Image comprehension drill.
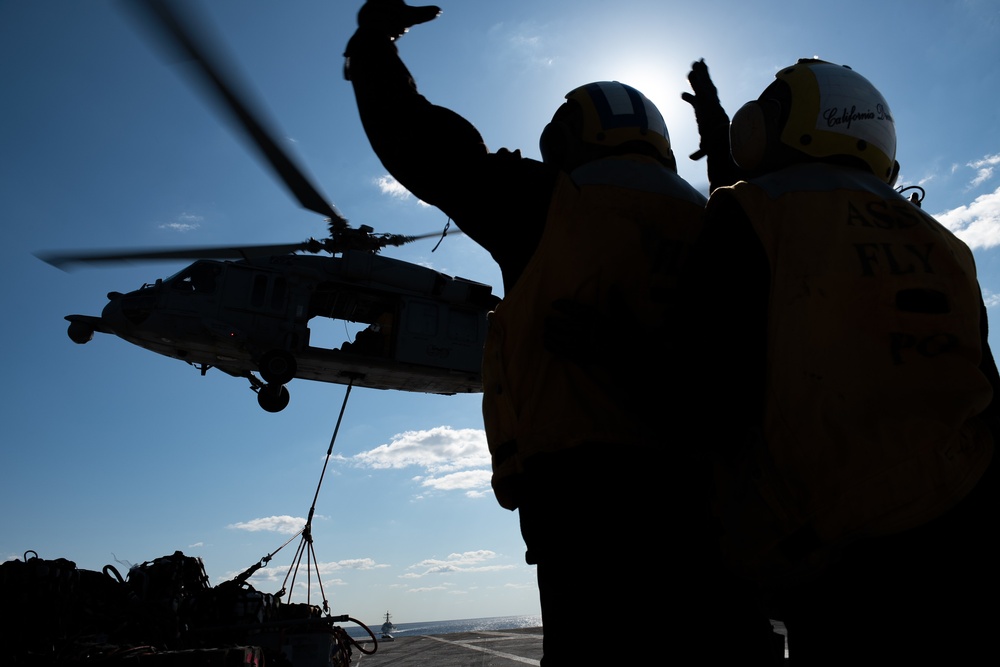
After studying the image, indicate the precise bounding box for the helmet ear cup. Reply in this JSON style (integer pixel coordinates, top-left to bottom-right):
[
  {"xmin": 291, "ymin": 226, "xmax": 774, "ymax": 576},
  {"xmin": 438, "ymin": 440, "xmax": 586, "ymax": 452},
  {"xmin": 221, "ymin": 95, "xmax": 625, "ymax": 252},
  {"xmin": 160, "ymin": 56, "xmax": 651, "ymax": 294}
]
[
  {"xmin": 730, "ymin": 101, "xmax": 770, "ymax": 170},
  {"xmin": 539, "ymin": 120, "xmax": 575, "ymax": 168}
]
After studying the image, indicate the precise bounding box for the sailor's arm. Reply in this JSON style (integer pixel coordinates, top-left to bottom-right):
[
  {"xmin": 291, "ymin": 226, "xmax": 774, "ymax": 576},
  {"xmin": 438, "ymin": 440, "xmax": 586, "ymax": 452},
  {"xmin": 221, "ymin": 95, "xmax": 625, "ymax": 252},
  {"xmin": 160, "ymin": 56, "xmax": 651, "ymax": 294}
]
[
  {"xmin": 343, "ymin": 15, "xmax": 489, "ymax": 209},
  {"xmin": 343, "ymin": 4, "xmax": 555, "ymax": 289}
]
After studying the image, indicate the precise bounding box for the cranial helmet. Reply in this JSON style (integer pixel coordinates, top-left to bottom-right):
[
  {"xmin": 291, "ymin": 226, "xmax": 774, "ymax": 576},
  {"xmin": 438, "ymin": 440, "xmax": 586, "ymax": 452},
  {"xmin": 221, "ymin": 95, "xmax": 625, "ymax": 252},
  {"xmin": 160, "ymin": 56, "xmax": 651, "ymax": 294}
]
[
  {"xmin": 540, "ymin": 81, "xmax": 674, "ymax": 168},
  {"xmin": 730, "ymin": 59, "xmax": 899, "ymax": 184}
]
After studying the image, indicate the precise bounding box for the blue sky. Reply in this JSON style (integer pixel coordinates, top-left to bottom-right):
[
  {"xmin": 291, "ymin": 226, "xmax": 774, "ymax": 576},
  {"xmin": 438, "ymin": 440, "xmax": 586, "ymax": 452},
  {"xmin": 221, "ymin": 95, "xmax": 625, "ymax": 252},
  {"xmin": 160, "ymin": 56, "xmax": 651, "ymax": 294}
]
[{"xmin": 2, "ymin": 0, "xmax": 999, "ymax": 626}]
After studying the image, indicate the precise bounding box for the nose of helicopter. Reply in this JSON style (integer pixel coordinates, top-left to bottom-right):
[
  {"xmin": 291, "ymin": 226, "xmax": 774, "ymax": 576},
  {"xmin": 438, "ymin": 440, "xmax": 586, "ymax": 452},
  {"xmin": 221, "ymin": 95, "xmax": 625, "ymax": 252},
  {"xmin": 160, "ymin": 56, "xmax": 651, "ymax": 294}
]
[
  {"xmin": 100, "ymin": 292, "xmax": 128, "ymax": 332},
  {"xmin": 102, "ymin": 289, "xmax": 155, "ymax": 331}
]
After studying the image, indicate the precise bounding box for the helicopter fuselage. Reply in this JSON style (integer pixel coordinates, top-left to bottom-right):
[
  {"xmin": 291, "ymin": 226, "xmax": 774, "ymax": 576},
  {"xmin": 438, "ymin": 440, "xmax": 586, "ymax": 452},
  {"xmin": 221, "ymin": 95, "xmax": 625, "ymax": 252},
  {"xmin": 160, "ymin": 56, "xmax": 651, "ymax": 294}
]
[{"xmin": 66, "ymin": 249, "xmax": 499, "ymax": 409}]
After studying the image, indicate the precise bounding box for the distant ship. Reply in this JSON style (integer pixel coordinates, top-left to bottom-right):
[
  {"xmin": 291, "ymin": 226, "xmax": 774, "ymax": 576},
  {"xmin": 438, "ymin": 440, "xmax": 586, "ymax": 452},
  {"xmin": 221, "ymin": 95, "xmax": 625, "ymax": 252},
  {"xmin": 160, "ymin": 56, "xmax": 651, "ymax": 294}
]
[{"xmin": 381, "ymin": 611, "xmax": 396, "ymax": 641}]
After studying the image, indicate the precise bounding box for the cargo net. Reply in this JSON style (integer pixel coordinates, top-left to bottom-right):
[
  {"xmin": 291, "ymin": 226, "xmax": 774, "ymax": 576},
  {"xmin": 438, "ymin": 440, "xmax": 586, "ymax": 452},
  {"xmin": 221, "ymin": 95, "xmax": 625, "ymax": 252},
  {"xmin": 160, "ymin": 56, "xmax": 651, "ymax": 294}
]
[
  {"xmin": 1, "ymin": 386, "xmax": 381, "ymax": 665},
  {"xmin": 0, "ymin": 549, "xmax": 377, "ymax": 665}
]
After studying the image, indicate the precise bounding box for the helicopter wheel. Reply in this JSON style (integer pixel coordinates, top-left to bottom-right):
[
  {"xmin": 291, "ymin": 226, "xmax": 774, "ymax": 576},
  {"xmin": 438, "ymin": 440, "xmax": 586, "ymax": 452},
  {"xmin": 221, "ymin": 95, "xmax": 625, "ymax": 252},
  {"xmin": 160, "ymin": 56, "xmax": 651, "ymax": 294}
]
[
  {"xmin": 67, "ymin": 321, "xmax": 94, "ymax": 345},
  {"xmin": 259, "ymin": 350, "xmax": 297, "ymax": 386},
  {"xmin": 257, "ymin": 384, "xmax": 290, "ymax": 413}
]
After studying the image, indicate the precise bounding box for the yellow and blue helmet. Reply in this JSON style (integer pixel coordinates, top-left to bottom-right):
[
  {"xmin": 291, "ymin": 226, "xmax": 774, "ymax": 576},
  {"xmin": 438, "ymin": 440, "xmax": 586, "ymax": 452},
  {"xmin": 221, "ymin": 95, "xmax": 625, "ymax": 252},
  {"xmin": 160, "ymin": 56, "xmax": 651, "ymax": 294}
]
[
  {"xmin": 731, "ymin": 59, "xmax": 898, "ymax": 184},
  {"xmin": 541, "ymin": 81, "xmax": 673, "ymax": 166}
]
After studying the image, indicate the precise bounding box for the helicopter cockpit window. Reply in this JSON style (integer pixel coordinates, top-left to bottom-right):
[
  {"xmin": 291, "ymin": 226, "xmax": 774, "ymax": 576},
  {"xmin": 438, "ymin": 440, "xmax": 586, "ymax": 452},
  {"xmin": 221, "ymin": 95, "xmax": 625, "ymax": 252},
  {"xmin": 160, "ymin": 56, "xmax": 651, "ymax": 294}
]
[{"xmin": 170, "ymin": 262, "xmax": 219, "ymax": 294}]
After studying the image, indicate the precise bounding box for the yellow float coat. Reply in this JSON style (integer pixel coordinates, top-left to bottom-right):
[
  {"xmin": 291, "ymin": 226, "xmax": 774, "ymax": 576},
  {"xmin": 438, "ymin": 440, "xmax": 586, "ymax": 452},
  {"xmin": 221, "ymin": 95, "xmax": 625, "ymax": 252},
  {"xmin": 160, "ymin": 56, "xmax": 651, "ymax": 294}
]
[
  {"xmin": 482, "ymin": 156, "xmax": 705, "ymax": 509},
  {"xmin": 720, "ymin": 164, "xmax": 994, "ymax": 578}
]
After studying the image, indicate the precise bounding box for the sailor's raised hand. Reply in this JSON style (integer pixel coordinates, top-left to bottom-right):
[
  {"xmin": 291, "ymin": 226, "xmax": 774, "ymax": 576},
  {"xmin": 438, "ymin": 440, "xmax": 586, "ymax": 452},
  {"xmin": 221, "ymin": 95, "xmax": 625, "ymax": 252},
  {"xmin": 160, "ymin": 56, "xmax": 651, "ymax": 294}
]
[
  {"xmin": 681, "ymin": 59, "xmax": 729, "ymax": 161},
  {"xmin": 357, "ymin": 0, "xmax": 442, "ymax": 41}
]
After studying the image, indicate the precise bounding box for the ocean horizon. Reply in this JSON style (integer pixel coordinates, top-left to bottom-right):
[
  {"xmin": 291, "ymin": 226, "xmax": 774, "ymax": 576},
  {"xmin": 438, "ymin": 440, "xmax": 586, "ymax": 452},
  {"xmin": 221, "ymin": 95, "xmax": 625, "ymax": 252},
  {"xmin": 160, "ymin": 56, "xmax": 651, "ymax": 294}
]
[
  {"xmin": 344, "ymin": 614, "xmax": 543, "ymax": 640},
  {"xmin": 343, "ymin": 613, "xmax": 789, "ymax": 660}
]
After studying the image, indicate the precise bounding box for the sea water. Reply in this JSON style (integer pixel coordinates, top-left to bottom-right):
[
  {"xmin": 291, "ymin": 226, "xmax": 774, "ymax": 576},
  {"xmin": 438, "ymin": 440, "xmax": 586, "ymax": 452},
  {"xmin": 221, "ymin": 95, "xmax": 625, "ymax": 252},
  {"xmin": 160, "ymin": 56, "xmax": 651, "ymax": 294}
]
[
  {"xmin": 344, "ymin": 614, "xmax": 543, "ymax": 640},
  {"xmin": 344, "ymin": 614, "xmax": 787, "ymax": 658}
]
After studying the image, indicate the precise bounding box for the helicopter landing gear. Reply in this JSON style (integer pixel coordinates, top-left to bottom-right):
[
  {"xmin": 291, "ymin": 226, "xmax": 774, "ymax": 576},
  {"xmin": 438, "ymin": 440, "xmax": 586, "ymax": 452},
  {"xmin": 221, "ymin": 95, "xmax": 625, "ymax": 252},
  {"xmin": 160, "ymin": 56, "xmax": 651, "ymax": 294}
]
[
  {"xmin": 257, "ymin": 383, "xmax": 290, "ymax": 413},
  {"xmin": 258, "ymin": 349, "xmax": 297, "ymax": 386},
  {"xmin": 67, "ymin": 321, "xmax": 94, "ymax": 344},
  {"xmin": 247, "ymin": 372, "xmax": 291, "ymax": 413}
]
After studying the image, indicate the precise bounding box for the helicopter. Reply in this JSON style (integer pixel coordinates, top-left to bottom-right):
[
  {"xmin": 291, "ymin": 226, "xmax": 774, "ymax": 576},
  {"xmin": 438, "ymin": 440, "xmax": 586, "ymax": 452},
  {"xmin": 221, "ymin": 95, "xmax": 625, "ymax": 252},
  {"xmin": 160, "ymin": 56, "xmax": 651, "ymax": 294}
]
[{"xmin": 37, "ymin": 0, "xmax": 499, "ymax": 413}]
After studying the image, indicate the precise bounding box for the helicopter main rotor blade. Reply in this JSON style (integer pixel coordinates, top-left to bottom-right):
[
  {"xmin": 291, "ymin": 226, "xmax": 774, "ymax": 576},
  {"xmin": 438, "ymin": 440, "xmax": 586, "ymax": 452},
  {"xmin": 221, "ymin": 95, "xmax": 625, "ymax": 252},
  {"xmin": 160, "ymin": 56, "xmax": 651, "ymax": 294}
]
[
  {"xmin": 36, "ymin": 228, "xmax": 465, "ymax": 270},
  {"xmin": 122, "ymin": 0, "xmax": 347, "ymax": 226},
  {"xmin": 36, "ymin": 241, "xmax": 310, "ymax": 270}
]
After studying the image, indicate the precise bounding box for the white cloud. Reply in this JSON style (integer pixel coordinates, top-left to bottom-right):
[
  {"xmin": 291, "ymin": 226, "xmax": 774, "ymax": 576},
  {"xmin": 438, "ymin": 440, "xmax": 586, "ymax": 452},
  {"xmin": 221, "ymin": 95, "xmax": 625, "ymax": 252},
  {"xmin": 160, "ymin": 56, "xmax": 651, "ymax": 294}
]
[
  {"xmin": 158, "ymin": 212, "xmax": 202, "ymax": 232},
  {"xmin": 967, "ymin": 153, "xmax": 1000, "ymax": 189},
  {"xmin": 374, "ymin": 174, "xmax": 430, "ymax": 207},
  {"xmin": 349, "ymin": 426, "xmax": 490, "ymax": 474},
  {"xmin": 933, "ymin": 185, "xmax": 1000, "ymax": 250},
  {"xmin": 504, "ymin": 581, "xmax": 537, "ymax": 590},
  {"xmin": 420, "ymin": 469, "xmax": 493, "ymax": 493},
  {"xmin": 375, "ymin": 174, "xmax": 412, "ymax": 199},
  {"xmin": 488, "ymin": 21, "xmax": 556, "ymax": 69},
  {"xmin": 509, "ymin": 32, "xmax": 553, "ymax": 68},
  {"xmin": 406, "ymin": 583, "xmax": 455, "ymax": 593},
  {"xmin": 227, "ymin": 515, "xmax": 306, "ymax": 535},
  {"xmin": 241, "ymin": 557, "xmax": 389, "ymax": 586},
  {"xmin": 336, "ymin": 558, "xmax": 389, "ymax": 571},
  {"xmin": 405, "ymin": 550, "xmax": 514, "ymax": 578}
]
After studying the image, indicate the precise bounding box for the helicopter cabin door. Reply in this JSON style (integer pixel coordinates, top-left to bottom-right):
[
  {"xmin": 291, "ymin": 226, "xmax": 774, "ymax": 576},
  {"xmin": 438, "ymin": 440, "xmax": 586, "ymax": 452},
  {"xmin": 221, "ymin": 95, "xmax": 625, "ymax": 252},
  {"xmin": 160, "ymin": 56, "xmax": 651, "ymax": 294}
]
[
  {"xmin": 217, "ymin": 264, "xmax": 308, "ymax": 353},
  {"xmin": 393, "ymin": 297, "xmax": 487, "ymax": 375}
]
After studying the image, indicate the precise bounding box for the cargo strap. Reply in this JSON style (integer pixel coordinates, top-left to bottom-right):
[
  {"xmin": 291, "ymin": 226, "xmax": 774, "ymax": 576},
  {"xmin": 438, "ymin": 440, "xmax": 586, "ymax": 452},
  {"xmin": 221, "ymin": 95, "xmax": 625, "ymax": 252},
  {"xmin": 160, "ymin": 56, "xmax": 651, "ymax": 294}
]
[{"xmin": 279, "ymin": 380, "xmax": 356, "ymax": 611}]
